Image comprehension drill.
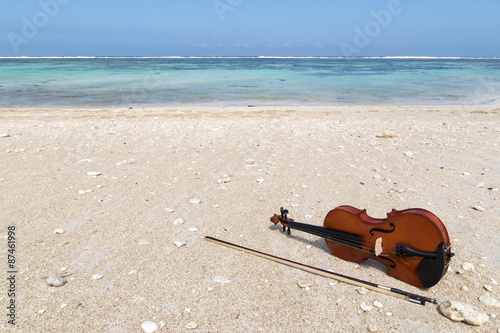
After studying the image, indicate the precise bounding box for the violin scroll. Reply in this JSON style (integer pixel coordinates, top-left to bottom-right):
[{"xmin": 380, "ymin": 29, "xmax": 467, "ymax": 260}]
[{"xmin": 270, "ymin": 214, "xmax": 283, "ymax": 226}]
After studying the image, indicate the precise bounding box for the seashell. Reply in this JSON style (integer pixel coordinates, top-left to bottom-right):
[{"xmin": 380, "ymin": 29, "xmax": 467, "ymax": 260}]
[
  {"xmin": 376, "ymin": 131, "xmax": 394, "ymax": 138},
  {"xmin": 141, "ymin": 321, "xmax": 159, "ymax": 333},
  {"xmin": 479, "ymin": 294, "xmax": 500, "ymax": 308},
  {"xmin": 173, "ymin": 218, "xmax": 184, "ymax": 225},
  {"xmin": 297, "ymin": 279, "xmax": 314, "ymax": 288},
  {"xmin": 217, "ymin": 176, "xmax": 231, "ymax": 184},
  {"xmin": 189, "ymin": 198, "xmax": 201, "ymax": 204},
  {"xmin": 46, "ymin": 276, "xmax": 67, "ymax": 287},
  {"xmin": 186, "ymin": 321, "xmax": 198, "ymax": 329},
  {"xmin": 462, "ymin": 263, "xmax": 474, "ymax": 271},
  {"xmin": 87, "ymin": 171, "xmax": 102, "ymax": 176},
  {"xmin": 359, "ymin": 302, "xmax": 372, "ymax": 311},
  {"xmin": 471, "ymin": 205, "xmax": 485, "ymax": 212},
  {"xmin": 356, "ymin": 287, "xmax": 368, "ymax": 295},
  {"xmin": 214, "ymin": 276, "xmax": 231, "ymax": 283}
]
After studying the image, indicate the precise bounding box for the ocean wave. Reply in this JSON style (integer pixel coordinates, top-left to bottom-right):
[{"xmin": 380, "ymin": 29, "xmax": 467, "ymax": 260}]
[{"xmin": 1, "ymin": 56, "xmax": 499, "ymax": 60}]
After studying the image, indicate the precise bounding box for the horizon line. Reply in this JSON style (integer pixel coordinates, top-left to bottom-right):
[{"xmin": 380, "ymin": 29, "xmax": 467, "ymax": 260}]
[{"xmin": 1, "ymin": 55, "xmax": 499, "ymax": 60}]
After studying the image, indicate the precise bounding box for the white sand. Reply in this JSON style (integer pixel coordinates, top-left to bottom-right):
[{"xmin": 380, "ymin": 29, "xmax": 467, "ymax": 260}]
[{"xmin": 1, "ymin": 105, "xmax": 499, "ymax": 332}]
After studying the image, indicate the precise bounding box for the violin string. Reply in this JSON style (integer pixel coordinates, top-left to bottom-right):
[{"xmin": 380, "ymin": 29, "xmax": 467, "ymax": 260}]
[
  {"xmin": 297, "ymin": 229, "xmax": 392, "ymax": 253},
  {"xmin": 282, "ymin": 223, "xmax": 380, "ymax": 249},
  {"xmin": 282, "ymin": 225, "xmax": 399, "ymax": 256},
  {"xmin": 321, "ymin": 235, "xmax": 398, "ymax": 256},
  {"xmin": 275, "ymin": 219, "xmax": 402, "ymax": 255}
]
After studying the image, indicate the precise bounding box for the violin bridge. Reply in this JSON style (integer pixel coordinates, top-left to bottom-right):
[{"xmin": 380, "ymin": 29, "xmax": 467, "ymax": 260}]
[{"xmin": 374, "ymin": 237, "xmax": 383, "ymax": 256}]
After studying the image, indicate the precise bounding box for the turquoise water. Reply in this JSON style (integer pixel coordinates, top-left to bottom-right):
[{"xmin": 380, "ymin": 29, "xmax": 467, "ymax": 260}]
[{"xmin": 0, "ymin": 57, "xmax": 499, "ymax": 107}]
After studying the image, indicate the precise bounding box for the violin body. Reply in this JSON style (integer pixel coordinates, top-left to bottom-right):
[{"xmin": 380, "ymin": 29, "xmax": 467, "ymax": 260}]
[{"xmin": 271, "ymin": 206, "xmax": 453, "ymax": 289}]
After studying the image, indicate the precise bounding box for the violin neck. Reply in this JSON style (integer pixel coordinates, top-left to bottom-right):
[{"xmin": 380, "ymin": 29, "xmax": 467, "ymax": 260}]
[{"xmin": 286, "ymin": 221, "xmax": 362, "ymax": 249}]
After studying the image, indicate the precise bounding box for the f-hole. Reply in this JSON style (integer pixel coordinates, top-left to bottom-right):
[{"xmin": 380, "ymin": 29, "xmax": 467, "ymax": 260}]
[
  {"xmin": 370, "ymin": 250, "xmax": 396, "ymax": 268},
  {"xmin": 370, "ymin": 223, "xmax": 395, "ymax": 236}
]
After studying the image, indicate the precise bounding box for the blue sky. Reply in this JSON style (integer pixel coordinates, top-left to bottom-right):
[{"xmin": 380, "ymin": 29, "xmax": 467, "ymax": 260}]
[{"xmin": 1, "ymin": 0, "xmax": 499, "ymax": 57}]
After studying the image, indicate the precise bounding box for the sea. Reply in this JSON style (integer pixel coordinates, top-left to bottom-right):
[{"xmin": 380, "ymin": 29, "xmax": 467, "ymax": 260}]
[{"xmin": 0, "ymin": 57, "xmax": 499, "ymax": 108}]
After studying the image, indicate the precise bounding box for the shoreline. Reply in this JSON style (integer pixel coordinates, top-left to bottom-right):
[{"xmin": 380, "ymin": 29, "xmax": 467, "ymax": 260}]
[
  {"xmin": 0, "ymin": 104, "xmax": 498, "ymax": 117},
  {"xmin": 1, "ymin": 105, "xmax": 498, "ymax": 332}
]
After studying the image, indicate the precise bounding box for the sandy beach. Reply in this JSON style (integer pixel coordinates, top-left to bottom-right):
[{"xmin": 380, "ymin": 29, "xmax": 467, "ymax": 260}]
[{"xmin": 1, "ymin": 105, "xmax": 499, "ymax": 332}]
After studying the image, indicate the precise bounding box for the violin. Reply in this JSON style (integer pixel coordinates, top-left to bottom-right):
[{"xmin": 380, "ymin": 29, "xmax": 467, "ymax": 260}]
[{"xmin": 270, "ymin": 206, "xmax": 454, "ymax": 289}]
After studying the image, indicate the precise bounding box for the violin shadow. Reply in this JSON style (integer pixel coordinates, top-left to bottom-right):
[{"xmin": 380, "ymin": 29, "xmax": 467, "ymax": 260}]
[{"xmin": 268, "ymin": 225, "xmax": 388, "ymax": 274}]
